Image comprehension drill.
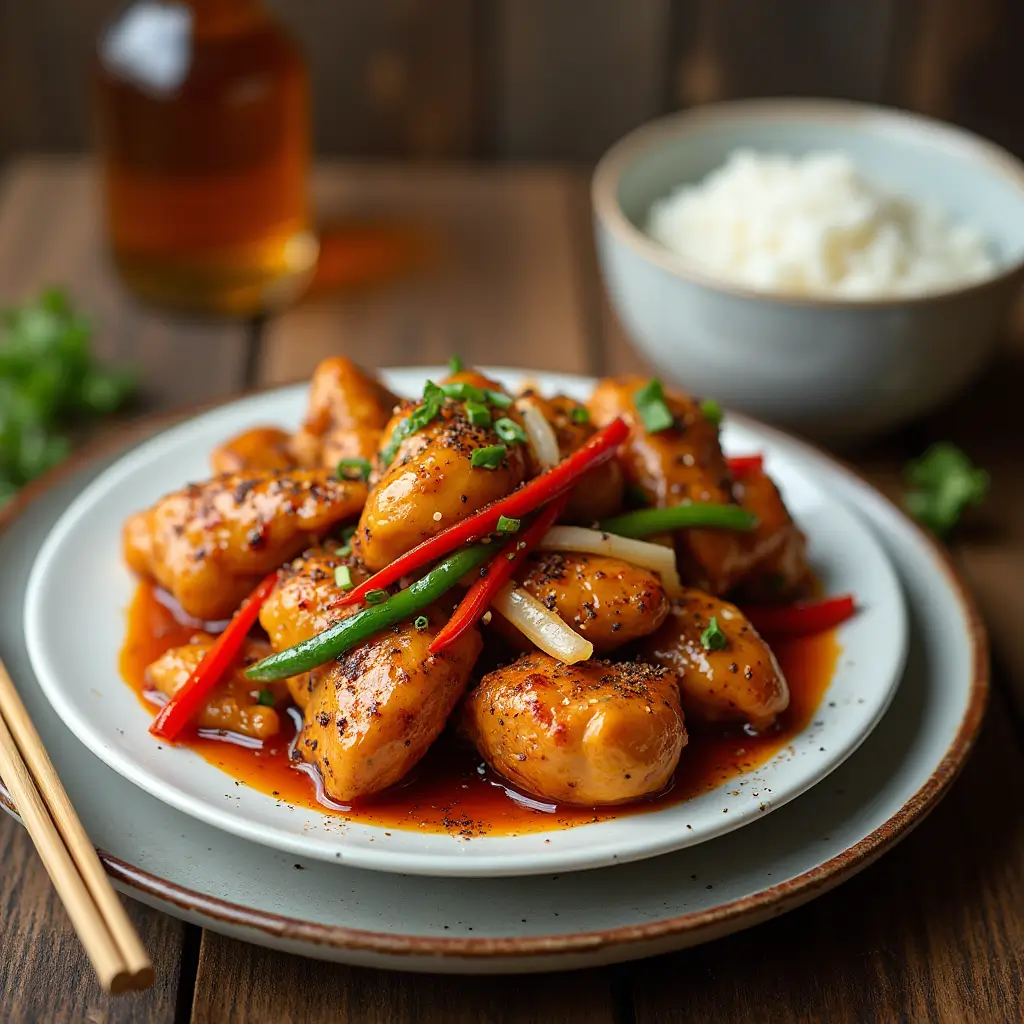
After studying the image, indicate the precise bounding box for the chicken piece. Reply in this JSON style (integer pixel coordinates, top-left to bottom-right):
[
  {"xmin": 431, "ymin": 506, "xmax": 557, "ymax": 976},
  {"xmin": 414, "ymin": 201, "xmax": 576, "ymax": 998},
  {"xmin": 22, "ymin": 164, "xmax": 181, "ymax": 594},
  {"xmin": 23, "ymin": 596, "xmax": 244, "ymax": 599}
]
[
  {"xmin": 259, "ymin": 546, "xmax": 371, "ymax": 708},
  {"xmin": 146, "ymin": 636, "xmax": 289, "ymax": 740},
  {"xmin": 291, "ymin": 357, "xmax": 399, "ymax": 469},
  {"xmin": 731, "ymin": 468, "xmax": 811, "ymax": 603},
  {"xmin": 588, "ymin": 376, "xmax": 748, "ymax": 595},
  {"xmin": 638, "ymin": 588, "xmax": 789, "ymax": 732},
  {"xmin": 298, "ymin": 605, "xmax": 482, "ymax": 802},
  {"xmin": 210, "ymin": 427, "xmax": 297, "ymax": 476},
  {"xmin": 515, "ymin": 390, "xmax": 623, "ymax": 522},
  {"xmin": 354, "ymin": 398, "xmax": 528, "ymax": 570},
  {"xmin": 463, "ymin": 653, "xmax": 685, "ymax": 806},
  {"xmin": 510, "ymin": 551, "xmax": 669, "ymax": 653},
  {"xmin": 123, "ymin": 470, "xmax": 366, "ymax": 622}
]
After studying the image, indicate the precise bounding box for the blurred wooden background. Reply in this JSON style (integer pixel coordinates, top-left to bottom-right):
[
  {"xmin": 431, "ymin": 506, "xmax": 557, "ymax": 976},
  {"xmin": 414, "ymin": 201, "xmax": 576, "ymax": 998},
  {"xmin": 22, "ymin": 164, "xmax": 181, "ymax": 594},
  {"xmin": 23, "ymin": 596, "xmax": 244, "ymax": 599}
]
[{"xmin": 1, "ymin": 0, "xmax": 1023, "ymax": 164}]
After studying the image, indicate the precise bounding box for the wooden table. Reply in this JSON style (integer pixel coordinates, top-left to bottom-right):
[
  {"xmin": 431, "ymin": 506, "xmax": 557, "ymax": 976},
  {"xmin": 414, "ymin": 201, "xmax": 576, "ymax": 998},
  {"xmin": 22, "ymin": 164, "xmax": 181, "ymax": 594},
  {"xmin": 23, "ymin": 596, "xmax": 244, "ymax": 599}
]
[{"xmin": 1, "ymin": 158, "xmax": 1022, "ymax": 1024}]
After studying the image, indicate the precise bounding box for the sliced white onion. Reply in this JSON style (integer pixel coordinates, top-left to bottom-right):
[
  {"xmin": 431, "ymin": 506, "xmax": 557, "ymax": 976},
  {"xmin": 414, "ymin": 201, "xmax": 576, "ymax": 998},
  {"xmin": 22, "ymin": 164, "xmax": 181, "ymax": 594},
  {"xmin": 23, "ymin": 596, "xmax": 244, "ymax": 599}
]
[
  {"xmin": 537, "ymin": 525, "xmax": 684, "ymax": 597},
  {"xmin": 491, "ymin": 582, "xmax": 594, "ymax": 664},
  {"xmin": 517, "ymin": 399, "xmax": 560, "ymax": 469}
]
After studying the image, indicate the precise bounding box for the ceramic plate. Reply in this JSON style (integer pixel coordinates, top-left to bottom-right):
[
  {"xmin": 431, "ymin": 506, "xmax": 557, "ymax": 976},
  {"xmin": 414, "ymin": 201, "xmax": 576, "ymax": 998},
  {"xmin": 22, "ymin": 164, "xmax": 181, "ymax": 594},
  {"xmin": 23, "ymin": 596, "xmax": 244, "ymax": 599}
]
[
  {"xmin": 23, "ymin": 371, "xmax": 906, "ymax": 876},
  {"xmin": 0, "ymin": 404, "xmax": 984, "ymax": 973}
]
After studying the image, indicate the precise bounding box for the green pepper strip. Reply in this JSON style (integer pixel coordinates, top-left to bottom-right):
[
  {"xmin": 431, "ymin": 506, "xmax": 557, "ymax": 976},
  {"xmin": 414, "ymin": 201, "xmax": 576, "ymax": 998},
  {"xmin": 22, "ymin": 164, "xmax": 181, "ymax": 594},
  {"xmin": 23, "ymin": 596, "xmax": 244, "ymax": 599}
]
[
  {"xmin": 244, "ymin": 543, "xmax": 494, "ymax": 682},
  {"xmin": 598, "ymin": 503, "xmax": 758, "ymax": 539}
]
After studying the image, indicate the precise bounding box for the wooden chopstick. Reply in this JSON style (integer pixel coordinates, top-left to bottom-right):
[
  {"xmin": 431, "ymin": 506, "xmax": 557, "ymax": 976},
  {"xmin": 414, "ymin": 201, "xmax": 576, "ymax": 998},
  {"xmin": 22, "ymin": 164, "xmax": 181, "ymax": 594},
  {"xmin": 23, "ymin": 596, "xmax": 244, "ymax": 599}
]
[{"xmin": 0, "ymin": 660, "xmax": 154, "ymax": 994}]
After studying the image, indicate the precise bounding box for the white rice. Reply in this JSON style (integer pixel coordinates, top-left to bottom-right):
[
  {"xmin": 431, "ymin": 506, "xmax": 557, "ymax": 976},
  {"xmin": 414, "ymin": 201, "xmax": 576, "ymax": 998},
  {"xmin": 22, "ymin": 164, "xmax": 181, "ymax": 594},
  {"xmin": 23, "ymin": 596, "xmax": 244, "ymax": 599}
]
[{"xmin": 646, "ymin": 149, "xmax": 997, "ymax": 298}]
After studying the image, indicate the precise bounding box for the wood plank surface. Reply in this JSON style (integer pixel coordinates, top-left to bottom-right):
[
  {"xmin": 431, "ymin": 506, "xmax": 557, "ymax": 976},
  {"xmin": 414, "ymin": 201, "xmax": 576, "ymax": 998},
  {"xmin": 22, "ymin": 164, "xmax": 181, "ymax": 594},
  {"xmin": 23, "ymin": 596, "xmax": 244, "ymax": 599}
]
[
  {"xmin": 190, "ymin": 942, "xmax": 617, "ymax": 1024},
  {"xmin": 2, "ymin": 160, "xmax": 1023, "ymax": 1023},
  {"xmin": 259, "ymin": 164, "xmax": 599, "ymax": 383}
]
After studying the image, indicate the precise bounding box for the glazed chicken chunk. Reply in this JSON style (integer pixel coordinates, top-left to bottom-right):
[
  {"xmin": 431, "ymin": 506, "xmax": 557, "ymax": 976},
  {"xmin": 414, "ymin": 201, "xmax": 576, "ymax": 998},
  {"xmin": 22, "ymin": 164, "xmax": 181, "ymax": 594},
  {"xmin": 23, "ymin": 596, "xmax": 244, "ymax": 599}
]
[
  {"xmin": 589, "ymin": 376, "xmax": 748, "ymax": 595},
  {"xmin": 123, "ymin": 470, "xmax": 366, "ymax": 621},
  {"xmin": 509, "ymin": 551, "xmax": 670, "ymax": 653},
  {"xmin": 639, "ymin": 588, "xmax": 789, "ymax": 732},
  {"xmin": 259, "ymin": 545, "xmax": 370, "ymax": 709},
  {"xmin": 732, "ymin": 467, "xmax": 811, "ymax": 602},
  {"xmin": 146, "ymin": 636, "xmax": 289, "ymax": 740},
  {"xmin": 463, "ymin": 653, "xmax": 686, "ymax": 805},
  {"xmin": 209, "ymin": 426, "xmax": 297, "ymax": 476},
  {"xmin": 298, "ymin": 606, "xmax": 482, "ymax": 802},
  {"xmin": 354, "ymin": 381, "xmax": 528, "ymax": 570},
  {"xmin": 290, "ymin": 357, "xmax": 399, "ymax": 468},
  {"xmin": 514, "ymin": 390, "xmax": 623, "ymax": 522}
]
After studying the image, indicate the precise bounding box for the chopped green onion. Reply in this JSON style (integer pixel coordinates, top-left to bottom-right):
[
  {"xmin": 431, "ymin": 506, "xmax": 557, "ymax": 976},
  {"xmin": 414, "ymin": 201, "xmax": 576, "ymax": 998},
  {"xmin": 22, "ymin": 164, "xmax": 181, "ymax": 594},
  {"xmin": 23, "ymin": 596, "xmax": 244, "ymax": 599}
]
[
  {"xmin": 598, "ymin": 503, "xmax": 757, "ymax": 539},
  {"xmin": 485, "ymin": 389, "xmax": 513, "ymax": 409},
  {"xmin": 440, "ymin": 381, "xmax": 485, "ymax": 402},
  {"xmin": 414, "ymin": 614, "xmax": 429, "ymax": 630},
  {"xmin": 495, "ymin": 417, "xmax": 527, "ymax": 445},
  {"xmin": 334, "ymin": 565, "xmax": 354, "ymax": 590},
  {"xmin": 334, "ymin": 524, "xmax": 356, "ymax": 556},
  {"xmin": 336, "ymin": 457, "xmax": 372, "ymax": 482},
  {"xmin": 470, "ymin": 444, "xmax": 507, "ymax": 470},
  {"xmin": 364, "ymin": 589, "xmax": 388, "ymax": 605},
  {"xmin": 380, "ymin": 383, "xmax": 446, "ymax": 467},
  {"xmin": 448, "ymin": 354, "xmax": 464, "ymax": 374},
  {"xmin": 903, "ymin": 442, "xmax": 989, "ymax": 536},
  {"xmin": 634, "ymin": 379, "xmax": 674, "ymax": 434},
  {"xmin": 570, "ymin": 406, "xmax": 590, "ymax": 425},
  {"xmin": 256, "ymin": 690, "xmax": 276, "ymax": 707},
  {"xmin": 699, "ymin": 398, "xmax": 723, "ymax": 426},
  {"xmin": 700, "ymin": 616, "xmax": 729, "ymax": 651},
  {"xmin": 496, "ymin": 515, "xmax": 521, "ymax": 533},
  {"xmin": 465, "ymin": 401, "xmax": 491, "ymax": 427}
]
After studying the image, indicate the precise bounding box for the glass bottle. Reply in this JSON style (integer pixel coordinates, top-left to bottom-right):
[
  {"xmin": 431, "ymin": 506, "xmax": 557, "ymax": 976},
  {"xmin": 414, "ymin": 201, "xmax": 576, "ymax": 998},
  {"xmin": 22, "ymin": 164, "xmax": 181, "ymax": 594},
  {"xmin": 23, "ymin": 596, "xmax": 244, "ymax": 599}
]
[{"xmin": 93, "ymin": 0, "xmax": 318, "ymax": 315}]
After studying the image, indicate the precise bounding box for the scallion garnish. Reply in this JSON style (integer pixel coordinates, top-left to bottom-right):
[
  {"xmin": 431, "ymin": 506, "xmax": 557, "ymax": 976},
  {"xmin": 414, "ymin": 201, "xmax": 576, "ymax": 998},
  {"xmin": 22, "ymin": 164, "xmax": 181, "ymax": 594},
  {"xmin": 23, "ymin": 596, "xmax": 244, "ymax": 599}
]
[
  {"xmin": 699, "ymin": 397, "xmax": 723, "ymax": 426},
  {"xmin": 495, "ymin": 417, "xmax": 527, "ymax": 445},
  {"xmin": 470, "ymin": 445, "xmax": 507, "ymax": 470},
  {"xmin": 440, "ymin": 381, "xmax": 485, "ymax": 402},
  {"xmin": 334, "ymin": 565, "xmax": 354, "ymax": 590},
  {"xmin": 465, "ymin": 401, "xmax": 491, "ymax": 427},
  {"xmin": 700, "ymin": 616, "xmax": 729, "ymax": 651},
  {"xmin": 364, "ymin": 589, "xmax": 388, "ymax": 605},
  {"xmin": 336, "ymin": 457, "xmax": 372, "ymax": 482},
  {"xmin": 496, "ymin": 515, "xmax": 521, "ymax": 533},
  {"xmin": 448, "ymin": 354, "xmax": 464, "ymax": 374},
  {"xmin": 634, "ymin": 379, "xmax": 674, "ymax": 434},
  {"xmin": 570, "ymin": 406, "xmax": 590, "ymax": 425},
  {"xmin": 414, "ymin": 614, "xmax": 429, "ymax": 630},
  {"xmin": 485, "ymin": 389, "xmax": 513, "ymax": 409},
  {"xmin": 256, "ymin": 690, "xmax": 276, "ymax": 707}
]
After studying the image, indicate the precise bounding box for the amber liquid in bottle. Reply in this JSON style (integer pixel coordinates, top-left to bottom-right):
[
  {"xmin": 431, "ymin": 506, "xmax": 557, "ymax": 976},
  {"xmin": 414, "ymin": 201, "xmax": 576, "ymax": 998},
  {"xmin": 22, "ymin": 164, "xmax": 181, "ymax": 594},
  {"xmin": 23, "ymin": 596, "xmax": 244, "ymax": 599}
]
[{"xmin": 94, "ymin": 0, "xmax": 318, "ymax": 315}]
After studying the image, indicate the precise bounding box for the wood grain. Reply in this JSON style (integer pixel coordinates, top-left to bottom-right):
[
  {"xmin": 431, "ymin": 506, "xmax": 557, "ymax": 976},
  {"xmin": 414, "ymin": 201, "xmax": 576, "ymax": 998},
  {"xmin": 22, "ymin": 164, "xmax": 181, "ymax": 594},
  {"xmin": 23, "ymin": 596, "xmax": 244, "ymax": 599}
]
[
  {"xmin": 494, "ymin": 0, "xmax": 671, "ymax": 160},
  {"xmin": 0, "ymin": 818, "xmax": 185, "ymax": 1023},
  {"xmin": 259, "ymin": 164, "xmax": 598, "ymax": 383},
  {"xmin": 0, "ymin": 159, "xmax": 251, "ymax": 411},
  {"xmin": 190, "ymin": 939, "xmax": 617, "ymax": 1024}
]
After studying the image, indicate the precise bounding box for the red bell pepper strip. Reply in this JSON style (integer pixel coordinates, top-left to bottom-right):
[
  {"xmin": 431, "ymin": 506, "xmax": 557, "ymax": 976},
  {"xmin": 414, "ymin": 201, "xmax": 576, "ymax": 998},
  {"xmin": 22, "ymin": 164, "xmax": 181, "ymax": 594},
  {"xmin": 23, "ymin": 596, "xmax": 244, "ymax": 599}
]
[
  {"xmin": 727, "ymin": 454, "xmax": 764, "ymax": 478},
  {"xmin": 339, "ymin": 417, "xmax": 629, "ymax": 607},
  {"xmin": 429, "ymin": 493, "xmax": 569, "ymax": 654},
  {"xmin": 150, "ymin": 571, "xmax": 279, "ymax": 742},
  {"xmin": 743, "ymin": 594, "xmax": 856, "ymax": 636}
]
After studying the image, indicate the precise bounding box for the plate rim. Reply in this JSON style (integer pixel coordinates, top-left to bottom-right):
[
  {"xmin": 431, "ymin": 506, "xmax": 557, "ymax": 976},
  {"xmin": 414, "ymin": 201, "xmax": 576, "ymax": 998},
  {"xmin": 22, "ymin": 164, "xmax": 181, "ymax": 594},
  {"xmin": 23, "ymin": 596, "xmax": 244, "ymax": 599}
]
[
  {"xmin": 19, "ymin": 369, "xmax": 909, "ymax": 877},
  {"xmin": 0, "ymin": 381, "xmax": 988, "ymax": 962}
]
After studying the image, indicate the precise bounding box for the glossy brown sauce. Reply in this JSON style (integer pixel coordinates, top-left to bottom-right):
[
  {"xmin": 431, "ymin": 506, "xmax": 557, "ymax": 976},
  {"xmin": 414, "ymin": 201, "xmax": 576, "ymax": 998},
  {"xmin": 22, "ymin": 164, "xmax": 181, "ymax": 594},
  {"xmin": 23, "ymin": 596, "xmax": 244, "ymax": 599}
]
[{"xmin": 120, "ymin": 581, "xmax": 840, "ymax": 837}]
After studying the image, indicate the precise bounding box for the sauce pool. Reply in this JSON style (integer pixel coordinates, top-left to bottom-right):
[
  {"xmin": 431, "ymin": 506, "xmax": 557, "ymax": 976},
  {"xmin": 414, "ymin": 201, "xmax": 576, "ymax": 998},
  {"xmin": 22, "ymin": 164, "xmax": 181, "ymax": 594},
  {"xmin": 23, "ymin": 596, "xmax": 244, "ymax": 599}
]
[{"xmin": 120, "ymin": 581, "xmax": 840, "ymax": 837}]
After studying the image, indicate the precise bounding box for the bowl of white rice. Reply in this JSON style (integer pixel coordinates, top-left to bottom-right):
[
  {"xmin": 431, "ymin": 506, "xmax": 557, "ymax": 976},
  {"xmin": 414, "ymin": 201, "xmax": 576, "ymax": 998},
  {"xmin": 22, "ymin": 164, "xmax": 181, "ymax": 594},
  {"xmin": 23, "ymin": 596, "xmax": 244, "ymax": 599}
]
[{"xmin": 592, "ymin": 99, "xmax": 1024, "ymax": 440}]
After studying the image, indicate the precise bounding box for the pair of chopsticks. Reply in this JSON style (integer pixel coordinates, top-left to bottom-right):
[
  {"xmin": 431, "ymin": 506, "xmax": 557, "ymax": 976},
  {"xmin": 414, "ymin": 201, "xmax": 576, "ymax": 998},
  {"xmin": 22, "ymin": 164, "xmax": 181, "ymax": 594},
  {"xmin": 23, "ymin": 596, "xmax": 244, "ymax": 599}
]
[{"xmin": 0, "ymin": 659, "xmax": 153, "ymax": 994}]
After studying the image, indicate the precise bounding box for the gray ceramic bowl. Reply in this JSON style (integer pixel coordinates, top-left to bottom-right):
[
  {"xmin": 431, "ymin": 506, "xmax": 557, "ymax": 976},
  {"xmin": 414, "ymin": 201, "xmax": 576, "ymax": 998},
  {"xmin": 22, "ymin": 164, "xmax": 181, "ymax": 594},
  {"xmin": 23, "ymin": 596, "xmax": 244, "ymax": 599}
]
[{"xmin": 592, "ymin": 99, "xmax": 1024, "ymax": 441}]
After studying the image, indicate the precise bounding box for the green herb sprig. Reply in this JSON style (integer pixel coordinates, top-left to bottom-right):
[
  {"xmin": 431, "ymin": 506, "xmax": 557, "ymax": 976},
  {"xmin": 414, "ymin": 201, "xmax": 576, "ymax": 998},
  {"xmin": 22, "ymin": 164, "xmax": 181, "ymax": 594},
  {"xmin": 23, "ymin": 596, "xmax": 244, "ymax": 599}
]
[{"xmin": 903, "ymin": 443, "xmax": 988, "ymax": 536}]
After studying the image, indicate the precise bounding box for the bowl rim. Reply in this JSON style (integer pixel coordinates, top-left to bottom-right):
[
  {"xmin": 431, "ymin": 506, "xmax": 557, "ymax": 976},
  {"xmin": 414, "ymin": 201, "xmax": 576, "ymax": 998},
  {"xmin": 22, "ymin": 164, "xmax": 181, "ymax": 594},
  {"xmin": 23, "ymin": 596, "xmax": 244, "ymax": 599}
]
[{"xmin": 592, "ymin": 96, "xmax": 1024, "ymax": 310}]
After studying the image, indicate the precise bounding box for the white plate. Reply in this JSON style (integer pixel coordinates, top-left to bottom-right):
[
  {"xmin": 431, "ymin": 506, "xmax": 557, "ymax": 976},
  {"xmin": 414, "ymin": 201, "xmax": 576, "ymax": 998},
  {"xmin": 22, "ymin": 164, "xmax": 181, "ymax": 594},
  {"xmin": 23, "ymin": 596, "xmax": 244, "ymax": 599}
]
[
  {"xmin": 23, "ymin": 370, "xmax": 907, "ymax": 877},
  {"xmin": 0, "ymin": 407, "xmax": 983, "ymax": 972}
]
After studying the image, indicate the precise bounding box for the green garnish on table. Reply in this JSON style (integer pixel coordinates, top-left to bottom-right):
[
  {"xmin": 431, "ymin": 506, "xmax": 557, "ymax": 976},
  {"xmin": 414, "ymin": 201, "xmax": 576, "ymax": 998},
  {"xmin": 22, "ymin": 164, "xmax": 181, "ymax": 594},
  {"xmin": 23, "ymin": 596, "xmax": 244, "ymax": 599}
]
[
  {"xmin": 903, "ymin": 442, "xmax": 988, "ymax": 536},
  {"xmin": 0, "ymin": 289, "xmax": 135, "ymax": 504}
]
